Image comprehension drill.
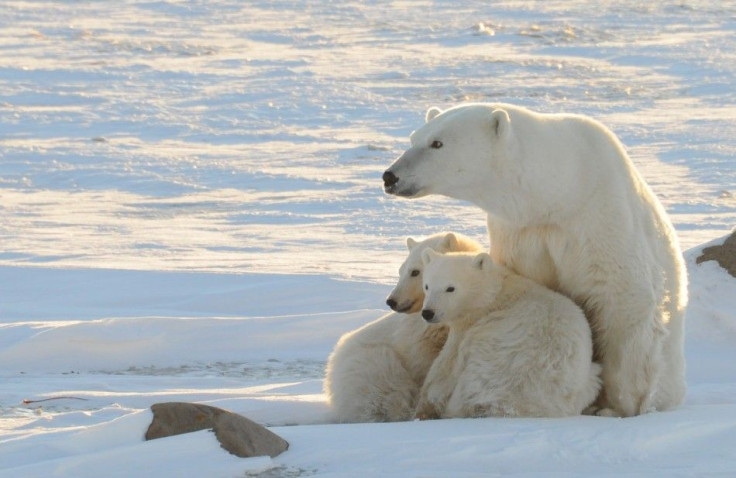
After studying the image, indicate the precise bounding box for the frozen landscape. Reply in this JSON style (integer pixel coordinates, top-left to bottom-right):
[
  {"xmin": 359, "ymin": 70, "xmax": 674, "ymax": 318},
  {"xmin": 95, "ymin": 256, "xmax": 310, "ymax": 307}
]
[{"xmin": 1, "ymin": 1, "xmax": 735, "ymax": 476}]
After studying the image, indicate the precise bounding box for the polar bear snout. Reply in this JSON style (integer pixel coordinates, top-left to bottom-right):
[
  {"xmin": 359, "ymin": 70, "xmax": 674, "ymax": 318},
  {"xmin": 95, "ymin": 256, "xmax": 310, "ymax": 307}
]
[
  {"xmin": 383, "ymin": 169, "xmax": 419, "ymax": 197},
  {"xmin": 421, "ymin": 309, "xmax": 436, "ymax": 322},
  {"xmin": 386, "ymin": 296, "xmax": 419, "ymax": 313},
  {"xmin": 384, "ymin": 149, "xmax": 425, "ymax": 197},
  {"xmin": 383, "ymin": 170, "xmax": 399, "ymax": 191}
]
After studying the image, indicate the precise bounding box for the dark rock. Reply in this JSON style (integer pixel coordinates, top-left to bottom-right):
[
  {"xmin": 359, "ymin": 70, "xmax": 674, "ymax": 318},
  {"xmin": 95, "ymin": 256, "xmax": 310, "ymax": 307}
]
[
  {"xmin": 145, "ymin": 402, "xmax": 289, "ymax": 458},
  {"xmin": 212, "ymin": 411, "xmax": 289, "ymax": 458},
  {"xmin": 146, "ymin": 402, "xmax": 218, "ymax": 439},
  {"xmin": 696, "ymin": 230, "xmax": 736, "ymax": 278}
]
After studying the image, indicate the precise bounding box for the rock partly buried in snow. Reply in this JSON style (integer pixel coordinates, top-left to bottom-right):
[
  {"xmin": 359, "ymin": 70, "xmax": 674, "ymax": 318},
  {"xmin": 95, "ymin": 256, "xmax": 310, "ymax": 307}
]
[
  {"xmin": 696, "ymin": 230, "xmax": 736, "ymax": 278},
  {"xmin": 145, "ymin": 402, "xmax": 218, "ymax": 439},
  {"xmin": 145, "ymin": 402, "xmax": 289, "ymax": 458},
  {"xmin": 211, "ymin": 411, "xmax": 290, "ymax": 459}
]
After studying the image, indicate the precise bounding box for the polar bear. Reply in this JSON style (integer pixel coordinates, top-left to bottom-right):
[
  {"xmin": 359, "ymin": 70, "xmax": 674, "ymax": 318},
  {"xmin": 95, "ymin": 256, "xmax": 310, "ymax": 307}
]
[
  {"xmin": 383, "ymin": 103, "xmax": 687, "ymax": 417},
  {"xmin": 415, "ymin": 250, "xmax": 601, "ymax": 419},
  {"xmin": 324, "ymin": 232, "xmax": 482, "ymax": 422}
]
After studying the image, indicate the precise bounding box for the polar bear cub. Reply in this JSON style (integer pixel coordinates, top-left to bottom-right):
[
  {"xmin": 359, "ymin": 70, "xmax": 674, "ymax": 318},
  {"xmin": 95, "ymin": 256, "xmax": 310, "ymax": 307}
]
[
  {"xmin": 324, "ymin": 232, "xmax": 482, "ymax": 423},
  {"xmin": 415, "ymin": 250, "xmax": 601, "ymax": 419}
]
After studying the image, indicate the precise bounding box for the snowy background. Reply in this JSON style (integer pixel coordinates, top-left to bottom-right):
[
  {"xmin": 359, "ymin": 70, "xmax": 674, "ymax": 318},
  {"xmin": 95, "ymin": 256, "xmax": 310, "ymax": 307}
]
[{"xmin": 1, "ymin": 1, "xmax": 735, "ymax": 476}]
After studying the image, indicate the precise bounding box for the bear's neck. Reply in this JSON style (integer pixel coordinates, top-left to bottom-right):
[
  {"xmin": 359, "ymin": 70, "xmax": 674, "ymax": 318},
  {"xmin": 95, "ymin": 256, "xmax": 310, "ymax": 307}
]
[
  {"xmin": 478, "ymin": 269, "xmax": 530, "ymax": 315},
  {"xmin": 453, "ymin": 269, "xmax": 530, "ymax": 330},
  {"xmin": 486, "ymin": 272, "xmax": 531, "ymax": 311}
]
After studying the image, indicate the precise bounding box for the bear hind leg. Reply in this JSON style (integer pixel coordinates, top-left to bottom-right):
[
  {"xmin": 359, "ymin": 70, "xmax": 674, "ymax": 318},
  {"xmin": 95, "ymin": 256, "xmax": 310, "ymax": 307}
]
[
  {"xmin": 329, "ymin": 344, "xmax": 418, "ymax": 423},
  {"xmin": 599, "ymin": 307, "xmax": 667, "ymax": 417}
]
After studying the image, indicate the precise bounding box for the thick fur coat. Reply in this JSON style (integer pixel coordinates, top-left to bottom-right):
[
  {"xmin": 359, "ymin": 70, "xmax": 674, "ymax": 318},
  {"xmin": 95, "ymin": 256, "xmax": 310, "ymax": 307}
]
[
  {"xmin": 416, "ymin": 251, "xmax": 601, "ymax": 419},
  {"xmin": 384, "ymin": 103, "xmax": 687, "ymax": 416},
  {"xmin": 324, "ymin": 232, "xmax": 481, "ymax": 422}
]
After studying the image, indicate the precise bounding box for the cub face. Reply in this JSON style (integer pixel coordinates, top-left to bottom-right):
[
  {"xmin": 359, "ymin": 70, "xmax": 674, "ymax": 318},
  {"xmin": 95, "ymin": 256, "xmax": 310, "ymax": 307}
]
[
  {"xmin": 420, "ymin": 250, "xmax": 495, "ymax": 324},
  {"xmin": 386, "ymin": 232, "xmax": 477, "ymax": 314}
]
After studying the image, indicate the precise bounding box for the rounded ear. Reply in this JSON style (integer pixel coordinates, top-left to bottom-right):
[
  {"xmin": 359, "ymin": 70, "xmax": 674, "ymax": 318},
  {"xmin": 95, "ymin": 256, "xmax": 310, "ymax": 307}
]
[
  {"xmin": 473, "ymin": 252, "xmax": 492, "ymax": 271},
  {"xmin": 425, "ymin": 107, "xmax": 442, "ymax": 123},
  {"xmin": 441, "ymin": 232, "xmax": 458, "ymax": 251},
  {"xmin": 422, "ymin": 248, "xmax": 441, "ymax": 265},
  {"xmin": 406, "ymin": 237, "xmax": 418, "ymax": 250},
  {"xmin": 490, "ymin": 109, "xmax": 510, "ymax": 139}
]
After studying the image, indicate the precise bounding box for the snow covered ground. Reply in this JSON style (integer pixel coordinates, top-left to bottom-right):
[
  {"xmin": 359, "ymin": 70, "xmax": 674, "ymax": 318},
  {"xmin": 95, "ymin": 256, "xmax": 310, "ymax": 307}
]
[{"xmin": 1, "ymin": 1, "xmax": 735, "ymax": 476}]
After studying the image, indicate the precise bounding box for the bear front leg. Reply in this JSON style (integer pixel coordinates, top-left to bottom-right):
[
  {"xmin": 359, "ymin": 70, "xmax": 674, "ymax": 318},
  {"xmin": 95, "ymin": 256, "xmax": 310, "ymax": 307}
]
[
  {"xmin": 414, "ymin": 372, "xmax": 452, "ymax": 420},
  {"xmin": 413, "ymin": 338, "xmax": 460, "ymax": 420},
  {"xmin": 413, "ymin": 395, "xmax": 441, "ymax": 420}
]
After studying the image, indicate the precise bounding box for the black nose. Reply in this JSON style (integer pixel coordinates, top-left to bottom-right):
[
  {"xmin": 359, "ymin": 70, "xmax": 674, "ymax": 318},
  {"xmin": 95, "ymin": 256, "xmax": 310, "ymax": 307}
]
[
  {"xmin": 383, "ymin": 170, "xmax": 399, "ymax": 188},
  {"xmin": 421, "ymin": 309, "xmax": 435, "ymax": 321},
  {"xmin": 386, "ymin": 298, "xmax": 397, "ymax": 310}
]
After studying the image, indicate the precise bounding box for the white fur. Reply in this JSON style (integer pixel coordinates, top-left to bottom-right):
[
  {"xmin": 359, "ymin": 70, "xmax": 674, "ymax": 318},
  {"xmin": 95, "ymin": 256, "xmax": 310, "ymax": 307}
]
[
  {"xmin": 384, "ymin": 103, "xmax": 687, "ymax": 417},
  {"xmin": 324, "ymin": 232, "xmax": 482, "ymax": 422},
  {"xmin": 415, "ymin": 251, "xmax": 601, "ymax": 419}
]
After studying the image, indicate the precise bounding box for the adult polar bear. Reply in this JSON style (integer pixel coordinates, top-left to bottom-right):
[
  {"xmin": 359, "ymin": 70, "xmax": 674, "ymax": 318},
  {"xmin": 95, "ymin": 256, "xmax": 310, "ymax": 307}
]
[{"xmin": 382, "ymin": 103, "xmax": 687, "ymax": 417}]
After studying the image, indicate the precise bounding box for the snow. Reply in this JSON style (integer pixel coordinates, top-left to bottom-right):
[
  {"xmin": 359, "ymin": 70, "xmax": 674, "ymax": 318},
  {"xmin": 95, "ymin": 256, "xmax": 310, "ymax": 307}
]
[{"xmin": 1, "ymin": 0, "xmax": 735, "ymax": 476}]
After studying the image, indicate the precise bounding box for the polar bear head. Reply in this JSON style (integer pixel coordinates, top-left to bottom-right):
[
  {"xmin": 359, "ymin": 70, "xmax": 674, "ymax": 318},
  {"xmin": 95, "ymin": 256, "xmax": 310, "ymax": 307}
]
[
  {"xmin": 419, "ymin": 250, "xmax": 503, "ymax": 324},
  {"xmin": 386, "ymin": 232, "xmax": 482, "ymax": 314},
  {"xmin": 383, "ymin": 102, "xmax": 609, "ymax": 225},
  {"xmin": 382, "ymin": 104, "xmax": 513, "ymax": 206}
]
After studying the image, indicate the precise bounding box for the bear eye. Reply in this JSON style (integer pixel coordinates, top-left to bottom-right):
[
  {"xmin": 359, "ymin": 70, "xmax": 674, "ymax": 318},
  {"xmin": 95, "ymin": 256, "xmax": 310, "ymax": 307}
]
[
  {"xmin": 410, "ymin": 270, "xmax": 420, "ymax": 277},
  {"xmin": 424, "ymin": 284, "xmax": 428, "ymax": 291},
  {"xmin": 430, "ymin": 140, "xmax": 443, "ymax": 149},
  {"xmin": 446, "ymin": 286, "xmax": 455, "ymax": 293}
]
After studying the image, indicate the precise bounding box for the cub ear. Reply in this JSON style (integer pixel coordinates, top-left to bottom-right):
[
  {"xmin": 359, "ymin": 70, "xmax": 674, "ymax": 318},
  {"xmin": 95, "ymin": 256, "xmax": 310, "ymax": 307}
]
[
  {"xmin": 473, "ymin": 252, "xmax": 492, "ymax": 271},
  {"xmin": 406, "ymin": 237, "xmax": 418, "ymax": 250},
  {"xmin": 422, "ymin": 248, "xmax": 441, "ymax": 265},
  {"xmin": 490, "ymin": 109, "xmax": 510, "ymax": 139},
  {"xmin": 425, "ymin": 107, "xmax": 442, "ymax": 123},
  {"xmin": 441, "ymin": 232, "xmax": 458, "ymax": 251}
]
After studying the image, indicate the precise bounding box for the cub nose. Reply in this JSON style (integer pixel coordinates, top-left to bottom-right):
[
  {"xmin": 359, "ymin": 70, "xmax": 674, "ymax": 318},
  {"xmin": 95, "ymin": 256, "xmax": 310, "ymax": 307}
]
[
  {"xmin": 386, "ymin": 297, "xmax": 398, "ymax": 310},
  {"xmin": 383, "ymin": 170, "xmax": 399, "ymax": 188},
  {"xmin": 421, "ymin": 309, "xmax": 435, "ymax": 322}
]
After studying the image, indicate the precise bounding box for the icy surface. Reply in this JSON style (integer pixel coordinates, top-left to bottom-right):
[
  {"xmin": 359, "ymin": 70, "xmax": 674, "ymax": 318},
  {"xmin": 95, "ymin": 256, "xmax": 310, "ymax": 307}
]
[
  {"xmin": 1, "ymin": 1, "xmax": 735, "ymax": 476},
  {"xmin": 1, "ymin": 0, "xmax": 734, "ymax": 283}
]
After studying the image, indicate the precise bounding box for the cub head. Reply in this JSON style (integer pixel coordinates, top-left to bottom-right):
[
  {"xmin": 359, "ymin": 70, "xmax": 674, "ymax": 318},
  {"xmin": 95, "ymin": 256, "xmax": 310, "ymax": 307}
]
[
  {"xmin": 382, "ymin": 103, "xmax": 512, "ymax": 202},
  {"xmin": 419, "ymin": 250, "xmax": 500, "ymax": 324},
  {"xmin": 386, "ymin": 232, "xmax": 482, "ymax": 314}
]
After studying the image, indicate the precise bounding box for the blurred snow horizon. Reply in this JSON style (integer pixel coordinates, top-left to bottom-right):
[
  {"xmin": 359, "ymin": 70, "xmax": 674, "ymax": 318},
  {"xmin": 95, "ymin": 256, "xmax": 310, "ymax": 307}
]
[{"xmin": 1, "ymin": 0, "xmax": 734, "ymax": 285}]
